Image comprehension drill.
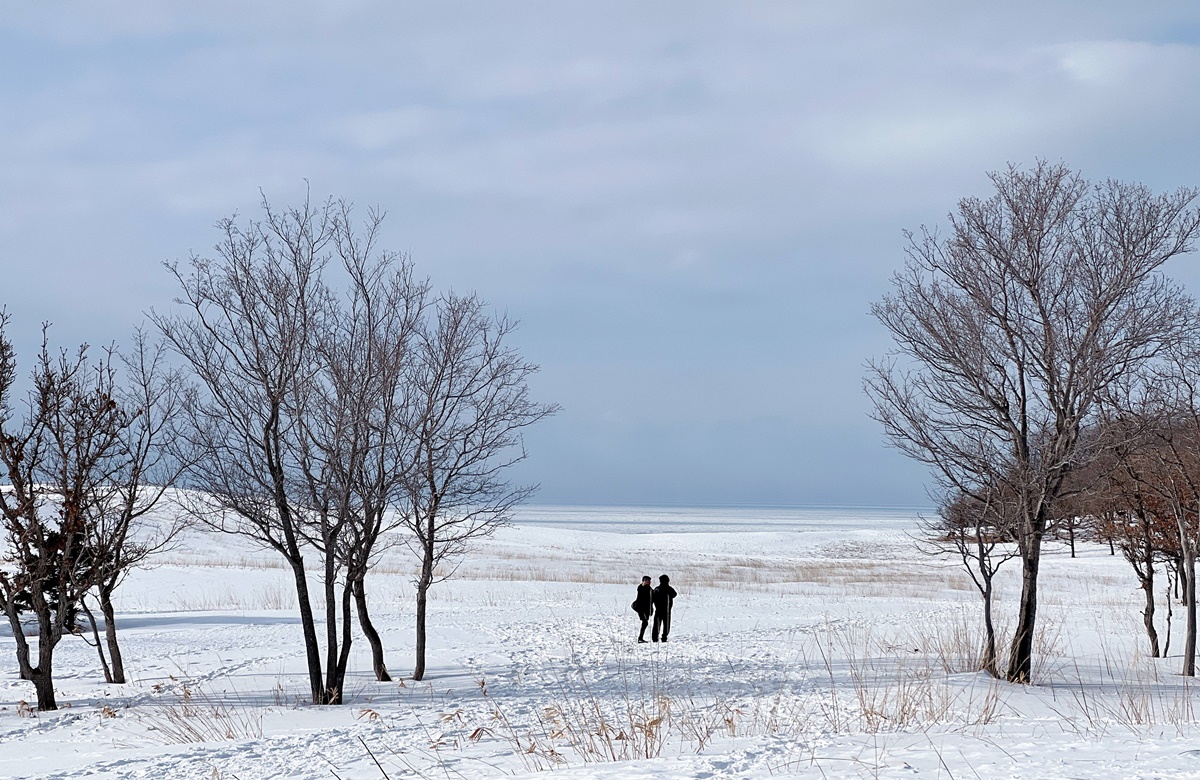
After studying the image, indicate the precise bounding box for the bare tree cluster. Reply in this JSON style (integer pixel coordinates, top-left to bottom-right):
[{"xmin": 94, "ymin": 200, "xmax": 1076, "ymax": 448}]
[
  {"xmin": 153, "ymin": 194, "xmax": 555, "ymax": 703},
  {"xmin": 1079, "ymin": 427, "xmax": 1186, "ymax": 662},
  {"xmin": 868, "ymin": 161, "xmax": 1200, "ymax": 682},
  {"xmin": 0, "ymin": 191, "xmax": 553, "ymax": 712},
  {"xmin": 1083, "ymin": 352, "xmax": 1200, "ymax": 676}
]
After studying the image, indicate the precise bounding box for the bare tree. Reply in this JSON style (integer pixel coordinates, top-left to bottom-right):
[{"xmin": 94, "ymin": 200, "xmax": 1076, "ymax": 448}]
[
  {"xmin": 0, "ymin": 321, "xmax": 132, "ymax": 710},
  {"xmin": 921, "ymin": 489, "xmax": 1018, "ymax": 677},
  {"xmin": 867, "ymin": 162, "xmax": 1200, "ymax": 682},
  {"xmin": 294, "ymin": 206, "xmax": 427, "ymax": 689},
  {"xmin": 1135, "ymin": 432, "xmax": 1200, "ymax": 673},
  {"xmin": 1130, "ymin": 341, "xmax": 1200, "ymax": 676},
  {"xmin": 402, "ymin": 293, "xmax": 558, "ymax": 681},
  {"xmin": 1117, "ymin": 500, "xmax": 1176, "ymax": 660},
  {"xmin": 153, "ymin": 195, "xmax": 340, "ymax": 704},
  {"xmin": 328, "ymin": 228, "xmax": 427, "ymax": 683},
  {"xmin": 1056, "ymin": 512, "xmax": 1082, "ymax": 559},
  {"xmin": 155, "ymin": 194, "xmax": 437, "ymax": 703},
  {"xmin": 80, "ymin": 330, "xmax": 190, "ymax": 684}
]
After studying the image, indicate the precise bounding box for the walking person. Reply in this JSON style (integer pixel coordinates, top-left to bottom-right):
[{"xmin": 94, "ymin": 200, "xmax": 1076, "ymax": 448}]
[
  {"xmin": 651, "ymin": 575, "xmax": 677, "ymax": 642},
  {"xmin": 632, "ymin": 575, "xmax": 653, "ymax": 643}
]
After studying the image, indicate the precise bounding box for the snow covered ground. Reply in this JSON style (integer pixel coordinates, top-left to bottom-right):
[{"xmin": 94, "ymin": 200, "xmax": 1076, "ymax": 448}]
[{"xmin": 3, "ymin": 503, "xmax": 1199, "ymax": 779}]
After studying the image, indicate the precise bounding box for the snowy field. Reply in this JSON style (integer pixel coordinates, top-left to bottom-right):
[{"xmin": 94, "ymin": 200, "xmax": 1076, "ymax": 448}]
[{"xmin": 3, "ymin": 504, "xmax": 1200, "ymax": 779}]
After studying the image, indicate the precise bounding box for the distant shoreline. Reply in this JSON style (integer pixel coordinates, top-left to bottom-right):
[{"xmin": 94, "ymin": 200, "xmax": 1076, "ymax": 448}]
[
  {"xmin": 516, "ymin": 501, "xmax": 934, "ymax": 512},
  {"xmin": 509, "ymin": 504, "xmax": 928, "ymax": 533}
]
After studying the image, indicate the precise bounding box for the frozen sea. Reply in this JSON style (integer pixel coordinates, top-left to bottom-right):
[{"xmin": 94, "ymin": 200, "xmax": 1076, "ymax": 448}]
[{"xmin": 512, "ymin": 503, "xmax": 926, "ymax": 533}]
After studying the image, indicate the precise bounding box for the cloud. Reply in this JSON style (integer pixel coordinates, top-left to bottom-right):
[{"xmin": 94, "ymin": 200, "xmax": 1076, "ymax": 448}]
[
  {"xmin": 3, "ymin": 3, "xmax": 1200, "ymax": 505},
  {"xmin": 1056, "ymin": 39, "xmax": 1200, "ymax": 86},
  {"xmin": 328, "ymin": 107, "xmax": 444, "ymax": 151}
]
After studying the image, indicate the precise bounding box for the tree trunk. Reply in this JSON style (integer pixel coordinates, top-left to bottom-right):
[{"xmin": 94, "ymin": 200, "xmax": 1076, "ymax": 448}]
[
  {"xmin": 1144, "ymin": 579, "xmax": 1161, "ymax": 659},
  {"xmin": 1141, "ymin": 540, "xmax": 1160, "ymax": 658},
  {"xmin": 29, "ymin": 668, "xmax": 56, "ymax": 711},
  {"xmin": 323, "ymin": 554, "xmax": 341, "ymax": 705},
  {"xmin": 5, "ymin": 603, "xmax": 34, "ymax": 682},
  {"xmin": 353, "ymin": 575, "xmax": 391, "ymax": 682},
  {"xmin": 330, "ymin": 581, "xmax": 354, "ymax": 703},
  {"xmin": 7, "ymin": 609, "xmax": 56, "ymax": 709},
  {"xmin": 98, "ymin": 587, "xmax": 126, "ymax": 684},
  {"xmin": 32, "ymin": 613, "xmax": 58, "ymax": 710},
  {"xmin": 267, "ymin": 405, "xmax": 327, "ymax": 705},
  {"xmin": 79, "ymin": 597, "xmax": 114, "ymax": 684},
  {"xmin": 287, "ymin": 556, "xmax": 326, "ymax": 704},
  {"xmin": 1184, "ymin": 545, "xmax": 1196, "ymax": 677},
  {"xmin": 981, "ymin": 576, "xmax": 998, "ymax": 678},
  {"xmin": 1006, "ymin": 537, "xmax": 1042, "ymax": 683},
  {"xmin": 1068, "ymin": 520, "xmax": 1076, "ymax": 559},
  {"xmin": 1165, "ymin": 572, "xmax": 1175, "ymax": 658},
  {"xmin": 414, "ymin": 555, "xmax": 433, "ymax": 681},
  {"xmin": 1178, "ymin": 554, "xmax": 1189, "ymax": 604}
]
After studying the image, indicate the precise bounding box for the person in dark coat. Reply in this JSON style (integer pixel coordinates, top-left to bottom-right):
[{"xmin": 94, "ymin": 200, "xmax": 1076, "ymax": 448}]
[
  {"xmin": 632, "ymin": 575, "xmax": 653, "ymax": 643},
  {"xmin": 651, "ymin": 574, "xmax": 677, "ymax": 642}
]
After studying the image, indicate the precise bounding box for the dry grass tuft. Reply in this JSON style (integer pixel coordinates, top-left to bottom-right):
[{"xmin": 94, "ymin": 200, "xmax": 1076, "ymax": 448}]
[{"xmin": 140, "ymin": 682, "xmax": 265, "ymax": 744}]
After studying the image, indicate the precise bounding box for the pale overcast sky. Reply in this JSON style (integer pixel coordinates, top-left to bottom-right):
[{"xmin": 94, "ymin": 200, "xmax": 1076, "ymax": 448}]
[{"xmin": 4, "ymin": 2, "xmax": 1200, "ymax": 507}]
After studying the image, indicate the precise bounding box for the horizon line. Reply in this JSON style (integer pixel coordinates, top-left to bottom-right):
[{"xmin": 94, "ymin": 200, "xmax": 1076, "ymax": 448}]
[{"xmin": 518, "ymin": 500, "xmax": 935, "ymax": 512}]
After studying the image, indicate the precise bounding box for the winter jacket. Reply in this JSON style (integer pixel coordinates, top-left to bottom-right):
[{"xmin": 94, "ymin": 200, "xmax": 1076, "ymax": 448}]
[
  {"xmin": 633, "ymin": 584, "xmax": 653, "ymax": 616},
  {"xmin": 652, "ymin": 584, "xmax": 676, "ymax": 613}
]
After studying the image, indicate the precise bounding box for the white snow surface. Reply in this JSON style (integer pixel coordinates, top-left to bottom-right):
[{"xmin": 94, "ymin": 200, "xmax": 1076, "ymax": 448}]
[{"xmin": 3, "ymin": 502, "xmax": 1199, "ymax": 778}]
